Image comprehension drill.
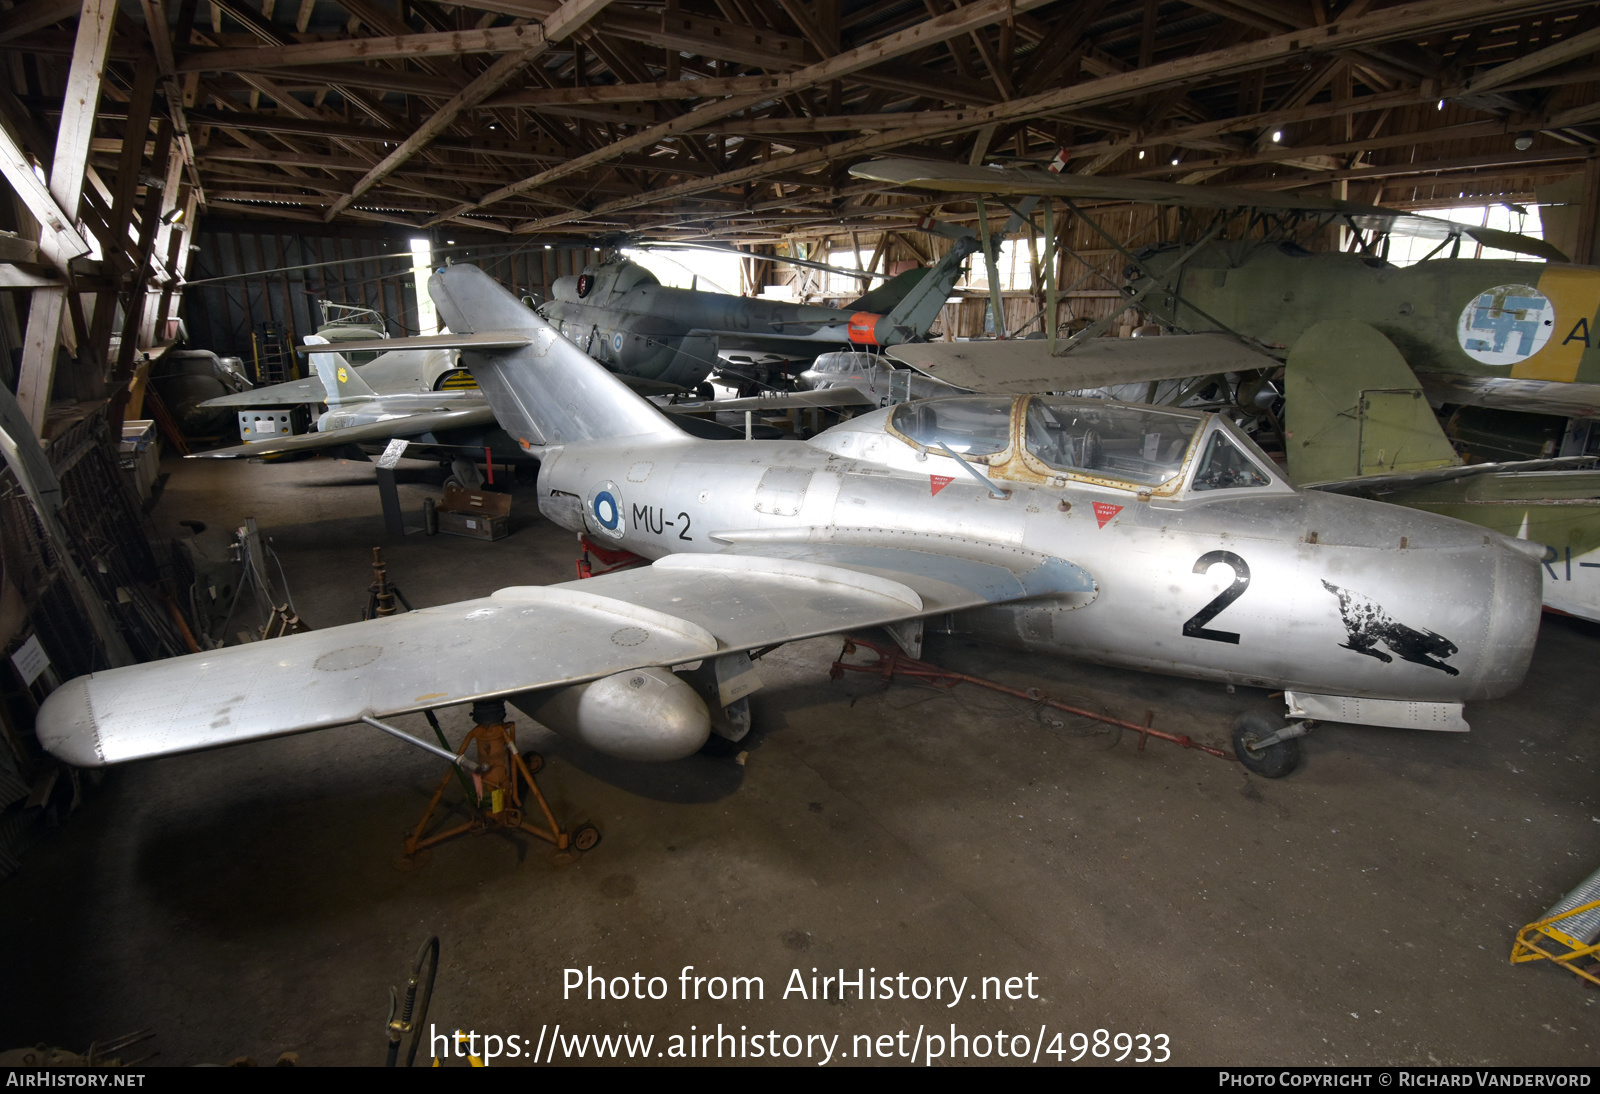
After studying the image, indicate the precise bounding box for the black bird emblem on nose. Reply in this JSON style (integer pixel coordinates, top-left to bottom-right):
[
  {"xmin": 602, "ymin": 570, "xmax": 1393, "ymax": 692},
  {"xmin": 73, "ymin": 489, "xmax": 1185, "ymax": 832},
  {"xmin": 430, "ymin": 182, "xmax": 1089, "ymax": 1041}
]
[{"xmin": 1321, "ymin": 580, "xmax": 1460, "ymax": 676}]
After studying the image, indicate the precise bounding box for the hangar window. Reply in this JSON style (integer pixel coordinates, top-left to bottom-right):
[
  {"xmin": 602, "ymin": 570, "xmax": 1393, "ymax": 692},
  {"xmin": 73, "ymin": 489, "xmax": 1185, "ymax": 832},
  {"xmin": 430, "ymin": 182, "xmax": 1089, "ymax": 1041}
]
[
  {"xmin": 891, "ymin": 397, "xmax": 1013, "ymax": 460},
  {"xmin": 1190, "ymin": 430, "xmax": 1273, "ymax": 491},
  {"xmin": 1023, "ymin": 398, "xmax": 1200, "ymax": 486}
]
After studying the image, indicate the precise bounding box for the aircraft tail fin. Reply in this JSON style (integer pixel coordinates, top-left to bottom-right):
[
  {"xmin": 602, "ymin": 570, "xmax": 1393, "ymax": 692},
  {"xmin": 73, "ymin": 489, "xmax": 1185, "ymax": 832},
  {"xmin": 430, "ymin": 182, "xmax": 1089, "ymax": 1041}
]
[
  {"xmin": 1284, "ymin": 319, "xmax": 1461, "ymax": 487},
  {"xmin": 847, "ymin": 267, "xmax": 926, "ymax": 313},
  {"xmin": 303, "ymin": 336, "xmax": 375, "ymax": 406},
  {"xmin": 427, "ymin": 264, "xmax": 684, "ymax": 448},
  {"xmin": 873, "ymin": 236, "xmax": 979, "ymax": 344}
]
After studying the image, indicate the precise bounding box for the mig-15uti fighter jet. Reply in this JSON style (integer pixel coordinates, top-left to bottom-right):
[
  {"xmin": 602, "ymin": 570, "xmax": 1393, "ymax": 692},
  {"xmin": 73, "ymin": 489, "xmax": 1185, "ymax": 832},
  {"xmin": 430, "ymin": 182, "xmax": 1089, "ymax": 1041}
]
[{"xmin": 36, "ymin": 264, "xmax": 1545, "ymax": 779}]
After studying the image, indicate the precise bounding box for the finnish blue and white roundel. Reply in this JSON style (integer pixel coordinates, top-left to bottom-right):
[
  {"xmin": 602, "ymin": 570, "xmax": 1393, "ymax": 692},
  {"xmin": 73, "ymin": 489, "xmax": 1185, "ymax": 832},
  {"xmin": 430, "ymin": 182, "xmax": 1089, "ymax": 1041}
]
[
  {"xmin": 611, "ymin": 331, "xmax": 624, "ymax": 353},
  {"xmin": 588, "ymin": 480, "xmax": 625, "ymax": 538},
  {"xmin": 1457, "ymin": 284, "xmax": 1555, "ymax": 366}
]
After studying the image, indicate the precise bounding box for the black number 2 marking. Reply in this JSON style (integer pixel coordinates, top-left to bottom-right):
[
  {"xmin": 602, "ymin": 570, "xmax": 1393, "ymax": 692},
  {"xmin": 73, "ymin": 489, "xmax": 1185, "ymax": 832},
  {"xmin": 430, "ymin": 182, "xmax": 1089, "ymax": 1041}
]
[
  {"xmin": 1182, "ymin": 550, "xmax": 1250, "ymax": 644},
  {"xmin": 677, "ymin": 512, "xmax": 693, "ymax": 541}
]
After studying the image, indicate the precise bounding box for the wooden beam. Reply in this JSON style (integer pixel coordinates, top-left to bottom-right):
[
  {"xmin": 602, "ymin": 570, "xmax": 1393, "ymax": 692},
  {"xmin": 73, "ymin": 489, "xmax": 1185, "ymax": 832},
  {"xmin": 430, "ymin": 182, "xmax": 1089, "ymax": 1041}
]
[
  {"xmin": 433, "ymin": 0, "xmax": 814, "ymax": 68},
  {"xmin": 16, "ymin": 0, "xmax": 116, "ymax": 435},
  {"xmin": 0, "ymin": 123, "xmax": 92, "ymax": 260},
  {"xmin": 247, "ymin": 63, "xmax": 461, "ymax": 96},
  {"xmin": 0, "ymin": 0, "xmax": 81, "ymax": 45},
  {"xmin": 504, "ymin": 0, "xmax": 1585, "ymax": 233},
  {"xmin": 431, "ymin": 0, "xmax": 1062, "ymax": 224},
  {"xmin": 179, "ymin": 4, "xmax": 811, "ymax": 73},
  {"xmin": 706, "ymin": 107, "xmax": 989, "ymax": 134},
  {"xmin": 1465, "ymin": 22, "xmax": 1600, "ymax": 94},
  {"xmin": 177, "ymin": 22, "xmax": 547, "ymax": 72},
  {"xmin": 324, "ymin": 0, "xmax": 617, "ymax": 220}
]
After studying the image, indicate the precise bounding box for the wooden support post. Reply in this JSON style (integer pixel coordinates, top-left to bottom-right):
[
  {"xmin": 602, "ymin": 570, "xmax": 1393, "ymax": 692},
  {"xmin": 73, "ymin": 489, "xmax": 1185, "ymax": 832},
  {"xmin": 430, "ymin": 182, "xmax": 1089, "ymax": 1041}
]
[
  {"xmin": 109, "ymin": 119, "xmax": 172, "ymax": 433},
  {"xmin": 1575, "ymin": 155, "xmax": 1600, "ymax": 266},
  {"xmin": 1044, "ymin": 202, "xmax": 1058, "ymax": 353},
  {"xmin": 975, "ymin": 195, "xmax": 1006, "ymax": 339},
  {"xmin": 15, "ymin": 0, "xmax": 117, "ymax": 436}
]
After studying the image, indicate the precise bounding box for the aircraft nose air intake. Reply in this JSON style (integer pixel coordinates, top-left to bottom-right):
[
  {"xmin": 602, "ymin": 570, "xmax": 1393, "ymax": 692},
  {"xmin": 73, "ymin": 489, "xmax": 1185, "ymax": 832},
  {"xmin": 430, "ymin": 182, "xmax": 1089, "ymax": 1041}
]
[{"xmin": 34, "ymin": 675, "xmax": 105, "ymax": 767}]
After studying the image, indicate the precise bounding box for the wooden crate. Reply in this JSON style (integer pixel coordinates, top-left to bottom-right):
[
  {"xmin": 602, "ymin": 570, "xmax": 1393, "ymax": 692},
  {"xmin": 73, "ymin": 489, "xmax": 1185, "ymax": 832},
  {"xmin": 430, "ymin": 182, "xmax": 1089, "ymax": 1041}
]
[{"xmin": 436, "ymin": 484, "xmax": 512, "ymax": 541}]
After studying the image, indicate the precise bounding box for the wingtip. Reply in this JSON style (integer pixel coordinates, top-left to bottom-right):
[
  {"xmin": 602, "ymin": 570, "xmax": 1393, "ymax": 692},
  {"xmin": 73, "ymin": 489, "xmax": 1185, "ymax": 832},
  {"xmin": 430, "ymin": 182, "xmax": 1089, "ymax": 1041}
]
[{"xmin": 35, "ymin": 676, "xmax": 106, "ymax": 767}]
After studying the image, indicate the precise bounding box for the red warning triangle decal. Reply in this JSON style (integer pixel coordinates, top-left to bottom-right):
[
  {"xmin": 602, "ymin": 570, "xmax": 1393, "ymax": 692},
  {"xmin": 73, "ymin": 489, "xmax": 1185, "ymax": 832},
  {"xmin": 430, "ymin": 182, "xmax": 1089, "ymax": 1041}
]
[
  {"xmin": 1092, "ymin": 502, "xmax": 1123, "ymax": 528},
  {"xmin": 930, "ymin": 475, "xmax": 955, "ymax": 496}
]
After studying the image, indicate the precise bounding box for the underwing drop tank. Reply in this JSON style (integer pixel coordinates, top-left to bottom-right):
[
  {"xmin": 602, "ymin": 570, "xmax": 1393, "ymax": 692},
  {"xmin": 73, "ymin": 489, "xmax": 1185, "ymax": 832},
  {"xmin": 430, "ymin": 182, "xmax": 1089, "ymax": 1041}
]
[{"xmin": 512, "ymin": 667, "xmax": 710, "ymax": 761}]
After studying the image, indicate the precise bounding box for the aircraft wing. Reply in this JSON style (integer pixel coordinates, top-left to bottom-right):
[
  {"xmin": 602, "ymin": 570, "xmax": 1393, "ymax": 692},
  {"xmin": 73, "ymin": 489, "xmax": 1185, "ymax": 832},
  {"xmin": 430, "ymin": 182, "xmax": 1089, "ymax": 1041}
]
[
  {"xmin": 661, "ymin": 388, "xmax": 877, "ymax": 413},
  {"xmin": 887, "ymin": 333, "xmax": 1277, "ymax": 394},
  {"xmin": 200, "ymin": 375, "xmax": 328, "ymax": 408},
  {"xmin": 1416, "ymin": 373, "xmax": 1600, "ymax": 419},
  {"xmin": 851, "ymin": 158, "xmax": 1568, "ymax": 263},
  {"xmin": 292, "ymin": 331, "xmax": 535, "ymax": 357},
  {"xmin": 190, "ymin": 404, "xmax": 499, "ymax": 458},
  {"xmin": 36, "ymin": 545, "xmax": 1093, "ymax": 766},
  {"xmin": 1307, "ymin": 456, "xmax": 1600, "ymax": 497}
]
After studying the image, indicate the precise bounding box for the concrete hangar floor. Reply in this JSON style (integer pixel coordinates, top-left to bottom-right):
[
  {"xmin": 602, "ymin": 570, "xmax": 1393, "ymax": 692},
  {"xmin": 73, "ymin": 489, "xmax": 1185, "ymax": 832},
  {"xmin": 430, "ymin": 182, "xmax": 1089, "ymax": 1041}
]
[{"xmin": 2, "ymin": 452, "xmax": 1597, "ymax": 1067}]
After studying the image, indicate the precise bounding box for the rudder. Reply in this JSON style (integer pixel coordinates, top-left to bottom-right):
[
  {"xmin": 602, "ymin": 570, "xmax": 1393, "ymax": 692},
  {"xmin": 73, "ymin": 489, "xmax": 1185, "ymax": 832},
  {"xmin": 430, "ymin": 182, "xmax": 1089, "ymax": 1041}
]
[
  {"xmin": 428, "ymin": 264, "xmax": 684, "ymax": 448},
  {"xmin": 303, "ymin": 335, "xmax": 375, "ymax": 406},
  {"xmin": 1285, "ymin": 319, "xmax": 1461, "ymax": 485}
]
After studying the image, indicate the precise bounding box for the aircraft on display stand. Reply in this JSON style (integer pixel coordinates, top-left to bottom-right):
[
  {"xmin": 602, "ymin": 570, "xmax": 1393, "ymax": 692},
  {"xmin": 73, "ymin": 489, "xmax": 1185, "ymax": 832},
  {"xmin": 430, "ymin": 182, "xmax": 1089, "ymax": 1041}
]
[{"xmin": 37, "ymin": 263, "xmax": 1547, "ymax": 782}]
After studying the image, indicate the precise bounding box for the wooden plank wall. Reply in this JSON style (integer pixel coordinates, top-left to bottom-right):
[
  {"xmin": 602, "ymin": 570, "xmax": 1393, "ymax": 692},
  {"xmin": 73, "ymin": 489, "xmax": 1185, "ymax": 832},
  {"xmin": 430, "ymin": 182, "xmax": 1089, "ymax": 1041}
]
[{"xmin": 181, "ymin": 219, "xmax": 599, "ymax": 361}]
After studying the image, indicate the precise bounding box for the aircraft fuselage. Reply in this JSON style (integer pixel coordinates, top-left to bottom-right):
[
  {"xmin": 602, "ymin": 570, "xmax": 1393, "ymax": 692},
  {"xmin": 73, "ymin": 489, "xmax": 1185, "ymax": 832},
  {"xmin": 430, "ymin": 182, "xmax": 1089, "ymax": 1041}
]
[
  {"xmin": 1137, "ymin": 241, "xmax": 1600, "ymax": 386},
  {"xmin": 535, "ymin": 399, "xmax": 1540, "ymax": 718}
]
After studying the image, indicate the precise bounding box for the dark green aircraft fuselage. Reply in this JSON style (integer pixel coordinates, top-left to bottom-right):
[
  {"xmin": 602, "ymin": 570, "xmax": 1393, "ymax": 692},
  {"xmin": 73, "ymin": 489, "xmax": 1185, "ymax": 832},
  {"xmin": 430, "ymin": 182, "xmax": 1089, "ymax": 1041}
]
[{"xmin": 1136, "ymin": 241, "xmax": 1600, "ymax": 385}]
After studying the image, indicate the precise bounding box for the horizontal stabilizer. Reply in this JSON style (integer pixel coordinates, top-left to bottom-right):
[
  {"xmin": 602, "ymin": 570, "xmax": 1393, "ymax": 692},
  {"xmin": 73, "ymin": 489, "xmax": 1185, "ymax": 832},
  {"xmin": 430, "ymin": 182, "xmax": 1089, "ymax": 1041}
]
[
  {"xmin": 1307, "ymin": 456, "xmax": 1600, "ymax": 497},
  {"xmin": 201, "ymin": 376, "xmax": 327, "ymax": 408},
  {"xmin": 294, "ymin": 331, "xmax": 533, "ymax": 356},
  {"xmin": 888, "ymin": 332, "xmax": 1276, "ymax": 394},
  {"xmin": 190, "ymin": 404, "xmax": 497, "ymax": 458},
  {"xmin": 1417, "ymin": 373, "xmax": 1600, "ymax": 418}
]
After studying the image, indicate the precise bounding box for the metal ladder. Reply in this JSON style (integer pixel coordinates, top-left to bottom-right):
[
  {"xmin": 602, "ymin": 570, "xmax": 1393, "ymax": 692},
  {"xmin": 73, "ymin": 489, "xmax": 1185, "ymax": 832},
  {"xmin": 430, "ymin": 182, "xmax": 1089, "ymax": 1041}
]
[{"xmin": 1511, "ymin": 865, "xmax": 1600, "ymax": 987}]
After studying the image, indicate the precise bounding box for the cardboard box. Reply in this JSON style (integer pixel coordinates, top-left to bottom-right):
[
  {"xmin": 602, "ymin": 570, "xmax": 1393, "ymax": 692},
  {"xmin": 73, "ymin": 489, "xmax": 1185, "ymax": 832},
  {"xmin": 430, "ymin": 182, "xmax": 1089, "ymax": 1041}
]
[{"xmin": 436, "ymin": 484, "xmax": 511, "ymax": 541}]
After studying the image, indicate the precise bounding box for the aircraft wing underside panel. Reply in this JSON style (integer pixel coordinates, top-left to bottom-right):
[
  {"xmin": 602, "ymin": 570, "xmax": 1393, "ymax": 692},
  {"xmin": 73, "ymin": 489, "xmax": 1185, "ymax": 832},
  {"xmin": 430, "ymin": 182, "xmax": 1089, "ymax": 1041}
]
[
  {"xmin": 292, "ymin": 331, "xmax": 535, "ymax": 357},
  {"xmin": 36, "ymin": 547, "xmax": 1094, "ymax": 767},
  {"xmin": 1418, "ymin": 373, "xmax": 1600, "ymax": 418},
  {"xmin": 662, "ymin": 388, "xmax": 878, "ymax": 413},
  {"xmin": 852, "ymin": 159, "xmax": 1568, "ymax": 263},
  {"xmin": 888, "ymin": 333, "xmax": 1278, "ymax": 394},
  {"xmin": 190, "ymin": 404, "xmax": 499, "ymax": 458}
]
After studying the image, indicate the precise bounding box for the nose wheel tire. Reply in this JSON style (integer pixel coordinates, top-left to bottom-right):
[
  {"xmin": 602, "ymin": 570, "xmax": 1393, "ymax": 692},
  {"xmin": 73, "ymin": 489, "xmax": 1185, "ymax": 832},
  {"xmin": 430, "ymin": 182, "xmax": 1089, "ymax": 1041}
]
[{"xmin": 1232, "ymin": 712, "xmax": 1302, "ymax": 778}]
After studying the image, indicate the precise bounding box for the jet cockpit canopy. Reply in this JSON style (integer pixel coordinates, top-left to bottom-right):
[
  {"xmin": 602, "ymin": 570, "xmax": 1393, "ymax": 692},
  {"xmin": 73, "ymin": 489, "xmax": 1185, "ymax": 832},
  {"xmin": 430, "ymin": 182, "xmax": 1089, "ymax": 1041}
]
[{"xmin": 881, "ymin": 395, "xmax": 1285, "ymax": 497}]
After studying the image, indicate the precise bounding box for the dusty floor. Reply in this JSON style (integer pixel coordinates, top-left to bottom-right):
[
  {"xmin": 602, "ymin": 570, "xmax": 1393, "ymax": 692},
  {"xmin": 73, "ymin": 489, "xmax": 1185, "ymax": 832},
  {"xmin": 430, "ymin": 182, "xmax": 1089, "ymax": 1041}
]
[{"xmin": 2, "ymin": 452, "xmax": 1597, "ymax": 1067}]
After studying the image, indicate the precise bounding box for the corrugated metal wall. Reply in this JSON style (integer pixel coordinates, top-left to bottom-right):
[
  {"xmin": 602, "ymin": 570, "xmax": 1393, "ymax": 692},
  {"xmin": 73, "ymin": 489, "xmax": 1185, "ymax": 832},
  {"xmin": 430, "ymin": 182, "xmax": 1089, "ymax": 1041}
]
[{"xmin": 181, "ymin": 219, "xmax": 599, "ymax": 369}]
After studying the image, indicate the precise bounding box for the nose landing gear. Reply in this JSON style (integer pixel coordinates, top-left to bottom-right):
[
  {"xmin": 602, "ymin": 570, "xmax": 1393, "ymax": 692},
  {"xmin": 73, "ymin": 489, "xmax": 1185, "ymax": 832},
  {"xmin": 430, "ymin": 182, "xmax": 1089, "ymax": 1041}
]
[{"xmin": 1231, "ymin": 712, "xmax": 1309, "ymax": 778}]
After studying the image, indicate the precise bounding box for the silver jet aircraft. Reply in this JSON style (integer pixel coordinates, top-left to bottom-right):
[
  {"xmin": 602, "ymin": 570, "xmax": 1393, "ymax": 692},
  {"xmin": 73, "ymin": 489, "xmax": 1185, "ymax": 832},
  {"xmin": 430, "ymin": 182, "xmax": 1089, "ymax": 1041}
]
[
  {"xmin": 36, "ymin": 264, "xmax": 1544, "ymax": 778},
  {"xmin": 192, "ymin": 339, "xmax": 515, "ymax": 473}
]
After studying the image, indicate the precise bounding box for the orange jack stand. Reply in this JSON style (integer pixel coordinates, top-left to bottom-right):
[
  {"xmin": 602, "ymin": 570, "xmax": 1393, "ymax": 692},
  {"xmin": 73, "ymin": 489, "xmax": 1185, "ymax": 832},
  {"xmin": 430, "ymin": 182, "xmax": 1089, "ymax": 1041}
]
[{"xmin": 397, "ymin": 700, "xmax": 599, "ymax": 869}]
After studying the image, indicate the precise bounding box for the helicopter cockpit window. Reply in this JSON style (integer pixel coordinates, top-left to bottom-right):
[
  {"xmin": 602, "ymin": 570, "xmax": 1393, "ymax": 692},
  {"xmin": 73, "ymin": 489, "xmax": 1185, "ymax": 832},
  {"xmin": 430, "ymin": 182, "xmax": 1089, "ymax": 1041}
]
[
  {"xmin": 1190, "ymin": 430, "xmax": 1272, "ymax": 491},
  {"xmin": 891, "ymin": 397, "xmax": 1014, "ymax": 460},
  {"xmin": 1023, "ymin": 398, "xmax": 1201, "ymax": 486}
]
